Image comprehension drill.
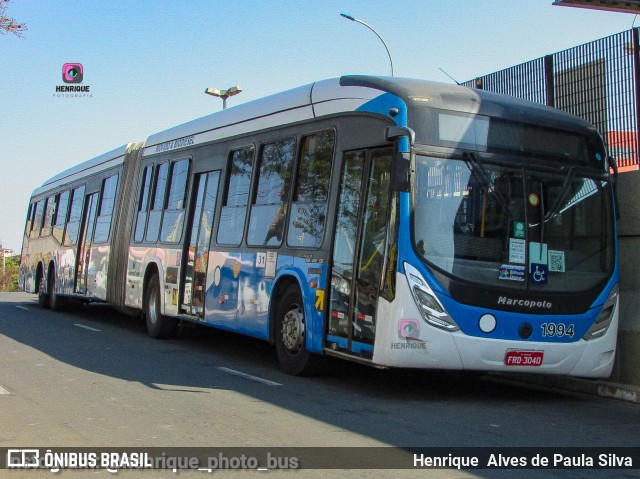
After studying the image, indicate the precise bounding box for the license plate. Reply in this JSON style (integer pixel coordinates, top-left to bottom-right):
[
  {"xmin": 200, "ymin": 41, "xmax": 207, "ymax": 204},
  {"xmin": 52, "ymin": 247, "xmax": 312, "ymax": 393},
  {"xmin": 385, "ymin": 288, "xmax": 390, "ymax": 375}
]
[{"xmin": 504, "ymin": 350, "xmax": 544, "ymax": 367}]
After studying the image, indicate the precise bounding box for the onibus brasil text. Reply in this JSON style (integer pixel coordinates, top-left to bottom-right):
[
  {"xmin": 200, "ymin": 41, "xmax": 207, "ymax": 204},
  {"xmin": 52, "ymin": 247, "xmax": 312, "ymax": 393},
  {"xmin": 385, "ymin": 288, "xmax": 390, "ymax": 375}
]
[{"xmin": 7, "ymin": 450, "xmax": 298, "ymax": 472}]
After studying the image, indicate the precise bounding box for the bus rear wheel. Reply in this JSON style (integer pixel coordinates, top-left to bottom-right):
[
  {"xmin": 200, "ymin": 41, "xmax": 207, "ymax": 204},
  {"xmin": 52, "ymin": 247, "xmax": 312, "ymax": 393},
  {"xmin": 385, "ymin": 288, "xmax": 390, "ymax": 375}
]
[
  {"xmin": 145, "ymin": 273, "xmax": 178, "ymax": 339},
  {"xmin": 48, "ymin": 268, "xmax": 64, "ymax": 311},
  {"xmin": 275, "ymin": 288, "xmax": 318, "ymax": 376},
  {"xmin": 37, "ymin": 272, "xmax": 49, "ymax": 309}
]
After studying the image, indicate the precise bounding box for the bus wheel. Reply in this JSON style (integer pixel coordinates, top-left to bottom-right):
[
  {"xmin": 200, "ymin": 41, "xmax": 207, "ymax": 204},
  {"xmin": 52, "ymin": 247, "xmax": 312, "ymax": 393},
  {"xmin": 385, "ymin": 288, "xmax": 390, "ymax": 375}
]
[
  {"xmin": 145, "ymin": 273, "xmax": 178, "ymax": 339},
  {"xmin": 37, "ymin": 273, "xmax": 49, "ymax": 309},
  {"xmin": 275, "ymin": 288, "xmax": 317, "ymax": 375},
  {"xmin": 48, "ymin": 268, "xmax": 64, "ymax": 311}
]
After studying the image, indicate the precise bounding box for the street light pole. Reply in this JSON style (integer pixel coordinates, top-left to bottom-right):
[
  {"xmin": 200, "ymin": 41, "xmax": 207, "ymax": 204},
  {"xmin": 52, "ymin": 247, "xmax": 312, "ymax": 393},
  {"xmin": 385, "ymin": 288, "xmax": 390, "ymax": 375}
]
[
  {"xmin": 340, "ymin": 13, "xmax": 394, "ymax": 76},
  {"xmin": 204, "ymin": 86, "xmax": 242, "ymax": 110}
]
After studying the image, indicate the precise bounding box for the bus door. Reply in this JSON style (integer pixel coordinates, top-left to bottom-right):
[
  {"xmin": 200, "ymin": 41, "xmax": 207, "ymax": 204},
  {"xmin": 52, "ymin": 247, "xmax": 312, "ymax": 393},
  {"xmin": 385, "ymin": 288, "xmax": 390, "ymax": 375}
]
[
  {"xmin": 75, "ymin": 193, "xmax": 99, "ymax": 294},
  {"xmin": 181, "ymin": 171, "xmax": 220, "ymax": 317},
  {"xmin": 328, "ymin": 148, "xmax": 392, "ymax": 354}
]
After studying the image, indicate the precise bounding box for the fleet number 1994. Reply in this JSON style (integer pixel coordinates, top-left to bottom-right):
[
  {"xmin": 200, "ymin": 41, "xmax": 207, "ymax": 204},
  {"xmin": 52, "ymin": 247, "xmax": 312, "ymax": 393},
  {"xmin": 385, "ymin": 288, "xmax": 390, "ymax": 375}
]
[{"xmin": 540, "ymin": 322, "xmax": 575, "ymax": 338}]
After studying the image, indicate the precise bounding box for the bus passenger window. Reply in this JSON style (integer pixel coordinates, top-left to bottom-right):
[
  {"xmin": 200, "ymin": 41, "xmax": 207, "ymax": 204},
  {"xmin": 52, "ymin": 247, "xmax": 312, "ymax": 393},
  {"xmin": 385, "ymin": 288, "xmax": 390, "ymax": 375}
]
[
  {"xmin": 53, "ymin": 190, "xmax": 70, "ymax": 244},
  {"xmin": 160, "ymin": 159, "xmax": 190, "ymax": 243},
  {"xmin": 30, "ymin": 201, "xmax": 44, "ymax": 239},
  {"xmin": 41, "ymin": 195, "xmax": 56, "ymax": 238},
  {"xmin": 248, "ymin": 138, "xmax": 295, "ymax": 246},
  {"xmin": 25, "ymin": 203, "xmax": 33, "ymax": 238},
  {"xmin": 134, "ymin": 165, "xmax": 153, "ymax": 242},
  {"xmin": 288, "ymin": 130, "xmax": 334, "ymax": 248},
  {"xmin": 217, "ymin": 146, "xmax": 255, "ymax": 245},
  {"xmin": 63, "ymin": 185, "xmax": 85, "ymax": 246},
  {"xmin": 93, "ymin": 174, "xmax": 119, "ymax": 243},
  {"xmin": 146, "ymin": 162, "xmax": 169, "ymax": 243}
]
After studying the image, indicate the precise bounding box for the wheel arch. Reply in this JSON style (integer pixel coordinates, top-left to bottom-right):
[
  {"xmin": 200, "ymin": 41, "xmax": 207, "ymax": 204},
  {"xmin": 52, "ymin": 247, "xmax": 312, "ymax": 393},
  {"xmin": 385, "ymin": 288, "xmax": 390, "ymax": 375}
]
[
  {"xmin": 35, "ymin": 260, "xmax": 46, "ymax": 292},
  {"xmin": 268, "ymin": 269, "xmax": 323, "ymax": 354},
  {"xmin": 35, "ymin": 258, "xmax": 53, "ymax": 293},
  {"xmin": 142, "ymin": 261, "xmax": 161, "ymax": 313},
  {"xmin": 47, "ymin": 259, "xmax": 56, "ymax": 281},
  {"xmin": 268, "ymin": 275, "xmax": 302, "ymax": 345}
]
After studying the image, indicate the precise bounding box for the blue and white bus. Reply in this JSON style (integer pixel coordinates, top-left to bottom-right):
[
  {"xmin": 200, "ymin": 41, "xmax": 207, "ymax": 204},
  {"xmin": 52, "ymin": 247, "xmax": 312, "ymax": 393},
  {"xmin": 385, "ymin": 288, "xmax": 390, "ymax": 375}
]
[{"xmin": 20, "ymin": 75, "xmax": 618, "ymax": 376}]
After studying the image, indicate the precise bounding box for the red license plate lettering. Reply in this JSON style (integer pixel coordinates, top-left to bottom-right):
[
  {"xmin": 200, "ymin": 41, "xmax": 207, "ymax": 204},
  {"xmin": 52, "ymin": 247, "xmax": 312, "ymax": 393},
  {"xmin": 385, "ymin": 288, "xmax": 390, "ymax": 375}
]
[{"xmin": 505, "ymin": 350, "xmax": 544, "ymax": 366}]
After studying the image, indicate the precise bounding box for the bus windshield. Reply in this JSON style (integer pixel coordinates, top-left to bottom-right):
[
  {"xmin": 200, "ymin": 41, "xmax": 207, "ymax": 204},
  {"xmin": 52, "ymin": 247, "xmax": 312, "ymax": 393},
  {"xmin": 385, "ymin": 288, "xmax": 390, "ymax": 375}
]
[{"xmin": 412, "ymin": 154, "xmax": 615, "ymax": 293}]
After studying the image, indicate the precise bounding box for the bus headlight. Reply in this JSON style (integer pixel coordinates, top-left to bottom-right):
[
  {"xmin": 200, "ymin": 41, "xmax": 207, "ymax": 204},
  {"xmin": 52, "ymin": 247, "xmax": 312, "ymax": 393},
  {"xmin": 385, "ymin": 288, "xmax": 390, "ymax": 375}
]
[
  {"xmin": 404, "ymin": 262, "xmax": 458, "ymax": 332},
  {"xmin": 583, "ymin": 285, "xmax": 618, "ymax": 341}
]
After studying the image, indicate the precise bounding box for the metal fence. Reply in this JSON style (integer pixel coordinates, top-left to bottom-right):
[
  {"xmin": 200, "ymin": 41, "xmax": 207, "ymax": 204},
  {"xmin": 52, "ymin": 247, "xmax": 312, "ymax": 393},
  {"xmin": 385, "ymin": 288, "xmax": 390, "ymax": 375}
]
[{"xmin": 463, "ymin": 29, "xmax": 640, "ymax": 172}]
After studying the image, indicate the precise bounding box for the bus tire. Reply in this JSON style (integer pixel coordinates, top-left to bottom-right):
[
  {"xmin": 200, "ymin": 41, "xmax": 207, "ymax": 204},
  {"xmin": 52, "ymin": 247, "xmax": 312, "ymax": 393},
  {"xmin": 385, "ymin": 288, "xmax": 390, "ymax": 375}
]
[
  {"xmin": 48, "ymin": 268, "xmax": 64, "ymax": 311},
  {"xmin": 275, "ymin": 287, "xmax": 317, "ymax": 376},
  {"xmin": 145, "ymin": 273, "xmax": 178, "ymax": 339},
  {"xmin": 37, "ymin": 272, "xmax": 49, "ymax": 309}
]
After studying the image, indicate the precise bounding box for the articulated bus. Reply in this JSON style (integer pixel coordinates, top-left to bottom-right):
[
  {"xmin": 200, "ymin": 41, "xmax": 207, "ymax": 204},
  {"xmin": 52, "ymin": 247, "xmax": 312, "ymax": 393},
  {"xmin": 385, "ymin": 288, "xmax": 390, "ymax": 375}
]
[{"xmin": 20, "ymin": 76, "xmax": 619, "ymax": 376}]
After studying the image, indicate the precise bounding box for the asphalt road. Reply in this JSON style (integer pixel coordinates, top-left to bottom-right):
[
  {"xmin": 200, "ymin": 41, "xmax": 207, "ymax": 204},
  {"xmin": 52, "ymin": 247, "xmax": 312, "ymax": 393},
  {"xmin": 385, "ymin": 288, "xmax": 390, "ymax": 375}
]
[{"xmin": 0, "ymin": 292, "xmax": 638, "ymax": 479}]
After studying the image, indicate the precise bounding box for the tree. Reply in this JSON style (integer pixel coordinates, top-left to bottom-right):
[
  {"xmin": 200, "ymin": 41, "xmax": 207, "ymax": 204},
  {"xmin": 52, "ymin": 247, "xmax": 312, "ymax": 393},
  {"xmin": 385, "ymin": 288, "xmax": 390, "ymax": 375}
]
[
  {"xmin": 1, "ymin": 0, "xmax": 27, "ymax": 37},
  {"xmin": 0, "ymin": 254, "xmax": 20, "ymax": 292}
]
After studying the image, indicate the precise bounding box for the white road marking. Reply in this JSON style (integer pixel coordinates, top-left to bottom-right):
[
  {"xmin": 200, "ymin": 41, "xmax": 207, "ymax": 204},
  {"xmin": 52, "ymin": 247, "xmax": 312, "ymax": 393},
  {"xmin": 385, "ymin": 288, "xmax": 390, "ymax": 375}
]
[
  {"xmin": 0, "ymin": 385, "xmax": 10, "ymax": 395},
  {"xmin": 74, "ymin": 324, "xmax": 101, "ymax": 332},
  {"xmin": 217, "ymin": 367, "xmax": 282, "ymax": 386},
  {"xmin": 16, "ymin": 306, "xmax": 29, "ymax": 311}
]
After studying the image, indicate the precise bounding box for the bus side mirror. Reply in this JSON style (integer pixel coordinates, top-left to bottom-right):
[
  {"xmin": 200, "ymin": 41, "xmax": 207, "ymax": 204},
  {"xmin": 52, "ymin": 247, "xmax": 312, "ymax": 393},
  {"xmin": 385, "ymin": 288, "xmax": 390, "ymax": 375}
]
[
  {"xmin": 608, "ymin": 155, "xmax": 621, "ymax": 221},
  {"xmin": 386, "ymin": 126, "xmax": 415, "ymax": 145},
  {"xmin": 386, "ymin": 126, "xmax": 414, "ymax": 192},
  {"xmin": 609, "ymin": 154, "xmax": 619, "ymax": 177}
]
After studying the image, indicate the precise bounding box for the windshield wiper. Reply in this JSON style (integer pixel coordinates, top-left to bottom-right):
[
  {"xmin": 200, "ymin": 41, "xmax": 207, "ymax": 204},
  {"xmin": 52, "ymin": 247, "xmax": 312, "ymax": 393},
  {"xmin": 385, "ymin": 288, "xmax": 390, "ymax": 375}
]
[
  {"xmin": 463, "ymin": 152, "xmax": 513, "ymax": 220},
  {"xmin": 543, "ymin": 166, "xmax": 575, "ymax": 222}
]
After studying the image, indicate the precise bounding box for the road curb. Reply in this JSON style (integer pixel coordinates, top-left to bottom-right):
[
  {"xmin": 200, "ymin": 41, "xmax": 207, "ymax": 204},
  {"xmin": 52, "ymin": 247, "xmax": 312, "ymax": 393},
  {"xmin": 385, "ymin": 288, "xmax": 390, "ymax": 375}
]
[{"xmin": 490, "ymin": 374, "xmax": 640, "ymax": 405}]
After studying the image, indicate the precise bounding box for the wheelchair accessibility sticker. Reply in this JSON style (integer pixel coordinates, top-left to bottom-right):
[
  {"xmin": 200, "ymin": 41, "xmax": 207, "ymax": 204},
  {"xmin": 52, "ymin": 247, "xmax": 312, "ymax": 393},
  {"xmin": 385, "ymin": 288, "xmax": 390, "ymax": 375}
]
[
  {"xmin": 529, "ymin": 242, "xmax": 548, "ymax": 285},
  {"xmin": 530, "ymin": 263, "xmax": 548, "ymax": 284}
]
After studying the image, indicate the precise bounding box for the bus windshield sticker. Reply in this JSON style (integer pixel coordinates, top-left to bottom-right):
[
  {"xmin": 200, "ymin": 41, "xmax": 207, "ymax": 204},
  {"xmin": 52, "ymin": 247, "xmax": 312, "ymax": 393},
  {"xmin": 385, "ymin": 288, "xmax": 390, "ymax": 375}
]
[
  {"xmin": 499, "ymin": 264, "xmax": 525, "ymax": 282},
  {"xmin": 513, "ymin": 222, "xmax": 525, "ymax": 239},
  {"xmin": 530, "ymin": 264, "xmax": 548, "ymax": 285},
  {"xmin": 548, "ymin": 250, "xmax": 566, "ymax": 272},
  {"xmin": 529, "ymin": 242, "xmax": 548, "ymax": 265},
  {"xmin": 508, "ymin": 238, "xmax": 525, "ymax": 264}
]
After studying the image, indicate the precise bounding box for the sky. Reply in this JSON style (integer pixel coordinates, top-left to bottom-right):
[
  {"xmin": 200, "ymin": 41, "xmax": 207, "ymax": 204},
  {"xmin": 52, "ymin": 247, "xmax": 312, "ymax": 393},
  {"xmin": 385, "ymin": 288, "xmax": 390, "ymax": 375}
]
[{"xmin": 0, "ymin": 0, "xmax": 635, "ymax": 252}]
